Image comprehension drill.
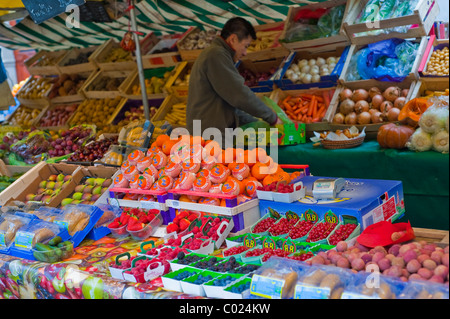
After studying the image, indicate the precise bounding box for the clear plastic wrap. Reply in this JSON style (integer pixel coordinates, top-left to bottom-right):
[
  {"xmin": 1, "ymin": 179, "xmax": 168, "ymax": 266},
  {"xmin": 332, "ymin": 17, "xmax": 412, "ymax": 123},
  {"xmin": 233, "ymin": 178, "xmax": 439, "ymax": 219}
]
[{"xmin": 0, "ymin": 213, "xmax": 31, "ymax": 249}]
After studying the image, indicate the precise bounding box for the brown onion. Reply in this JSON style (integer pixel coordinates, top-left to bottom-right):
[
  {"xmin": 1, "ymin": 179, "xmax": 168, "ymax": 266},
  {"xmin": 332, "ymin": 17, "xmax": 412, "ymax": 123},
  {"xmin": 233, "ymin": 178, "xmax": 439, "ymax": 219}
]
[
  {"xmin": 332, "ymin": 113, "xmax": 345, "ymax": 124},
  {"xmin": 371, "ymin": 111, "xmax": 384, "ymax": 124},
  {"xmin": 371, "ymin": 94, "xmax": 384, "ymax": 109},
  {"xmin": 352, "ymin": 89, "xmax": 369, "ymax": 102},
  {"xmin": 387, "ymin": 107, "xmax": 401, "ymax": 122},
  {"xmin": 354, "ymin": 100, "xmax": 370, "ymax": 114},
  {"xmin": 345, "ymin": 112, "xmax": 357, "ymax": 125},
  {"xmin": 339, "ymin": 88, "xmax": 353, "ymax": 101},
  {"xmin": 357, "ymin": 111, "xmax": 372, "ymax": 125},
  {"xmin": 339, "ymin": 99, "xmax": 355, "ymax": 115},
  {"xmin": 369, "ymin": 108, "xmax": 378, "ymax": 115},
  {"xmin": 394, "ymin": 97, "xmax": 406, "ymax": 109},
  {"xmin": 368, "ymin": 87, "xmax": 382, "ymax": 99},
  {"xmin": 383, "ymin": 86, "xmax": 402, "ymax": 102},
  {"xmin": 380, "ymin": 101, "xmax": 394, "ymax": 114},
  {"xmin": 401, "ymin": 89, "xmax": 409, "ymax": 97}
]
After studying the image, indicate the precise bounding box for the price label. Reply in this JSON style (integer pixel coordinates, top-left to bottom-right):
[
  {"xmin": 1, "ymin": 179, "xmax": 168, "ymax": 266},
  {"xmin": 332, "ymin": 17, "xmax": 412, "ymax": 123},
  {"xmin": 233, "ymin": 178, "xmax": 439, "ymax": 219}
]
[
  {"xmin": 324, "ymin": 210, "xmax": 338, "ymax": 224},
  {"xmin": 304, "ymin": 209, "xmax": 318, "ymax": 223},
  {"xmin": 282, "ymin": 238, "xmax": 297, "ymax": 254},
  {"xmin": 285, "ymin": 211, "xmax": 300, "ymax": 221},
  {"xmin": 250, "ymin": 275, "xmax": 284, "ymax": 299},
  {"xmin": 268, "ymin": 207, "xmax": 281, "ymax": 220},
  {"xmin": 243, "ymin": 234, "xmax": 257, "ymax": 249},
  {"xmin": 262, "ymin": 237, "xmax": 276, "ymax": 250}
]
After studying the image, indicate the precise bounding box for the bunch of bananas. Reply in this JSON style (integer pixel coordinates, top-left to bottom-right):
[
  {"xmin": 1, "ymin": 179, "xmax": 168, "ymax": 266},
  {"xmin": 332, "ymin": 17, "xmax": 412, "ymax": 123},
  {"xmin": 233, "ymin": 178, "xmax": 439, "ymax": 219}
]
[{"xmin": 163, "ymin": 103, "xmax": 186, "ymax": 127}]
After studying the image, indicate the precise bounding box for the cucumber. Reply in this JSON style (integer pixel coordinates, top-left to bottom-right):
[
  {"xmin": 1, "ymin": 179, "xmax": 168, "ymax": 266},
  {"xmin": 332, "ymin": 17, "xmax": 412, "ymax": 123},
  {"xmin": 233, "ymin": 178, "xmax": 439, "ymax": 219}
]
[
  {"xmin": 35, "ymin": 242, "xmax": 52, "ymax": 252},
  {"xmin": 48, "ymin": 236, "xmax": 63, "ymax": 246}
]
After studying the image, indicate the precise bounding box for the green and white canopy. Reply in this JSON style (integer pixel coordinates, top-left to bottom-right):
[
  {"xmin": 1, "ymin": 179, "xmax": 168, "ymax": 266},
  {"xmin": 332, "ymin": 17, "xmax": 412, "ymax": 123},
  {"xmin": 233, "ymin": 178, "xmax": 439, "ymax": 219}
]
[{"xmin": 0, "ymin": 0, "xmax": 326, "ymax": 51}]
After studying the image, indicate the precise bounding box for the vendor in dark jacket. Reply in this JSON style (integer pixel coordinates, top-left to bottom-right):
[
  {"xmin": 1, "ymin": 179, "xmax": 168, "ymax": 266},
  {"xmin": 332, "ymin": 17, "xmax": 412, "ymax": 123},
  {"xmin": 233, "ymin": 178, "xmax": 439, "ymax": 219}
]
[{"xmin": 186, "ymin": 17, "xmax": 282, "ymax": 146}]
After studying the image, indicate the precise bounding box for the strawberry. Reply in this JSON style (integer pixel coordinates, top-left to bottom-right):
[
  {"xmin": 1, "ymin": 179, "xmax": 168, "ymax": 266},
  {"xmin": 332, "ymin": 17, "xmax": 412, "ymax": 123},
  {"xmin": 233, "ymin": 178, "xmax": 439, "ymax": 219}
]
[
  {"xmin": 128, "ymin": 222, "xmax": 145, "ymax": 232},
  {"xmin": 108, "ymin": 221, "xmax": 121, "ymax": 228},
  {"xmin": 187, "ymin": 213, "xmax": 198, "ymax": 222},
  {"xmin": 179, "ymin": 218, "xmax": 191, "ymax": 231},
  {"xmin": 178, "ymin": 210, "xmax": 189, "ymax": 219},
  {"xmin": 166, "ymin": 223, "xmax": 179, "ymax": 234}
]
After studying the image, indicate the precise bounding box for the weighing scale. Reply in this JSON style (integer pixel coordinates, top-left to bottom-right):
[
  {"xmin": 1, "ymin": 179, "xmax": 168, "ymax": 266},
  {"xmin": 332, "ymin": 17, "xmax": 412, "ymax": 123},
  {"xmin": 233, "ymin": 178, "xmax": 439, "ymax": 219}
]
[{"xmin": 312, "ymin": 178, "xmax": 346, "ymax": 200}]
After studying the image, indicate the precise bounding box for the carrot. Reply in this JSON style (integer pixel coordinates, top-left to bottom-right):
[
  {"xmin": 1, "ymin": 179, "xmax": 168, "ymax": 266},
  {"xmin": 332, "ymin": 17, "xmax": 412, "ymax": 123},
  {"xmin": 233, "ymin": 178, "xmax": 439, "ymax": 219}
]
[
  {"xmin": 307, "ymin": 96, "xmax": 316, "ymax": 117},
  {"xmin": 282, "ymin": 96, "xmax": 291, "ymax": 105},
  {"xmin": 314, "ymin": 95, "xmax": 324, "ymax": 103},
  {"xmin": 317, "ymin": 106, "xmax": 326, "ymax": 119},
  {"xmin": 298, "ymin": 94, "xmax": 314, "ymax": 100},
  {"xmin": 312, "ymin": 101, "xmax": 318, "ymax": 119},
  {"xmin": 312, "ymin": 117, "xmax": 321, "ymax": 123},
  {"xmin": 322, "ymin": 90, "xmax": 331, "ymax": 108},
  {"xmin": 283, "ymin": 102, "xmax": 293, "ymax": 113}
]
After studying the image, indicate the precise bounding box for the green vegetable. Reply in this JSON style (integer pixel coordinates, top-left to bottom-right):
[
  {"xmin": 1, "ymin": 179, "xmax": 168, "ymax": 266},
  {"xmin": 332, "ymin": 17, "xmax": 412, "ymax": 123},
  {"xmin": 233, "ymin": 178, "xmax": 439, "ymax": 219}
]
[{"xmin": 48, "ymin": 236, "xmax": 62, "ymax": 246}]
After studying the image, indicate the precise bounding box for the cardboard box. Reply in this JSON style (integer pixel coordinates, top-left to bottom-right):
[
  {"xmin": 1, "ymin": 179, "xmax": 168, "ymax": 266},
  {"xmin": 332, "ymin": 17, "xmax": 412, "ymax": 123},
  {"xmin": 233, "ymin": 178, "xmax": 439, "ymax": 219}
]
[
  {"xmin": 258, "ymin": 176, "xmax": 405, "ymax": 231},
  {"xmin": 0, "ymin": 162, "xmax": 82, "ymax": 207}
]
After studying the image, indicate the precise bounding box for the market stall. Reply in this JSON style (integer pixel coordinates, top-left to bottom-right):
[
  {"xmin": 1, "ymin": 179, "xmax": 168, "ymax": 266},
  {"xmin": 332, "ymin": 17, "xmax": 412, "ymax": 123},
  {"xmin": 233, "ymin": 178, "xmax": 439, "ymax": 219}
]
[{"xmin": 0, "ymin": 0, "xmax": 449, "ymax": 301}]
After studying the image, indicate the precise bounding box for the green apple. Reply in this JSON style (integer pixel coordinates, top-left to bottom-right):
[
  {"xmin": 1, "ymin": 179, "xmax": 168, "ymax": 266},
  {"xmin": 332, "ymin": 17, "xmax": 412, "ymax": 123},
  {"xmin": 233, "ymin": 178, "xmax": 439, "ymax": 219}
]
[{"xmin": 81, "ymin": 276, "xmax": 104, "ymax": 299}]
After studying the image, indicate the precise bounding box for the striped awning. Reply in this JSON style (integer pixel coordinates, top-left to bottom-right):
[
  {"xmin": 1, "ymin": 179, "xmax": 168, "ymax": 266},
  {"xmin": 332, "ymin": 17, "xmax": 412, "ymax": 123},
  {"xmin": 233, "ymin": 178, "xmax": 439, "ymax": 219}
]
[{"xmin": 0, "ymin": 0, "xmax": 326, "ymax": 51}]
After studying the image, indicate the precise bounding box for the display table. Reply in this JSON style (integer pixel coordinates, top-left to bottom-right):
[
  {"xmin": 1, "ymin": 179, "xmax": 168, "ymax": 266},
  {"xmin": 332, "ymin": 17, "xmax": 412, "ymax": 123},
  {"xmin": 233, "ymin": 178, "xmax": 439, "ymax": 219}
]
[{"xmin": 277, "ymin": 141, "xmax": 449, "ymax": 230}]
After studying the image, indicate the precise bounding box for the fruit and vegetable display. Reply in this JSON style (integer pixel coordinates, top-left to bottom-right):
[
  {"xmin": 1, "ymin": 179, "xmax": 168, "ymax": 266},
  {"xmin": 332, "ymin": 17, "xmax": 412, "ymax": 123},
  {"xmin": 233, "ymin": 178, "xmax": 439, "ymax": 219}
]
[
  {"xmin": 67, "ymin": 135, "xmax": 118, "ymax": 163},
  {"xmin": 278, "ymin": 90, "xmax": 334, "ymax": 123},
  {"xmin": 47, "ymin": 73, "xmax": 86, "ymax": 99},
  {"xmin": 247, "ymin": 29, "xmax": 283, "ymax": 53},
  {"xmin": 282, "ymin": 5, "xmax": 346, "ymax": 43},
  {"xmin": 86, "ymin": 75, "xmax": 124, "ymax": 92},
  {"xmin": 60, "ymin": 176, "xmax": 112, "ymax": 207},
  {"xmin": 37, "ymin": 104, "xmax": 78, "ymax": 128},
  {"xmin": 240, "ymin": 66, "xmax": 277, "ymax": 88},
  {"xmin": 178, "ymin": 29, "xmax": 218, "ymax": 51},
  {"xmin": 101, "ymin": 47, "xmax": 132, "ymax": 63},
  {"xmin": 284, "ymin": 56, "xmax": 339, "ymax": 84},
  {"xmin": 332, "ymin": 86, "xmax": 410, "ymax": 125},
  {"xmin": 24, "ymin": 173, "xmax": 73, "ymax": 205},
  {"xmin": 69, "ymin": 96, "xmax": 123, "ymax": 128},
  {"xmin": 131, "ymin": 72, "xmax": 172, "ymax": 96},
  {"xmin": 62, "ymin": 50, "xmax": 93, "ymax": 66},
  {"xmin": 6, "ymin": 106, "xmax": 42, "ymax": 127},
  {"xmin": 16, "ymin": 77, "xmax": 53, "ymax": 100},
  {"xmin": 423, "ymin": 46, "xmax": 449, "ymax": 76}
]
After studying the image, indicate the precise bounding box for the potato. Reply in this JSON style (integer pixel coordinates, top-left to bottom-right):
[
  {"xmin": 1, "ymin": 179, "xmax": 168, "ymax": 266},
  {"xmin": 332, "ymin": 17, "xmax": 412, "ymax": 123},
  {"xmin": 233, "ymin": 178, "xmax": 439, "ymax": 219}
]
[
  {"xmin": 423, "ymin": 259, "xmax": 437, "ymax": 271},
  {"xmin": 336, "ymin": 241, "xmax": 347, "ymax": 252},
  {"xmin": 402, "ymin": 249, "xmax": 418, "ymax": 263},
  {"xmin": 417, "ymin": 268, "xmax": 433, "ymax": 280},
  {"xmin": 351, "ymin": 258, "xmax": 365, "ymax": 271},
  {"xmin": 434, "ymin": 265, "xmax": 449, "ymax": 279},
  {"xmin": 406, "ymin": 259, "xmax": 421, "ymax": 273},
  {"xmin": 377, "ymin": 258, "xmax": 391, "ymax": 272}
]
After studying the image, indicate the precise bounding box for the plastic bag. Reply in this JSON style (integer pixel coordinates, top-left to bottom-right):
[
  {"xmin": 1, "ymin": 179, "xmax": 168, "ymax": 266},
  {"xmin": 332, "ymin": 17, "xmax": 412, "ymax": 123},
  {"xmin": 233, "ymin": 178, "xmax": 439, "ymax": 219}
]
[
  {"xmin": 355, "ymin": 38, "xmax": 419, "ymax": 82},
  {"xmin": 283, "ymin": 23, "xmax": 322, "ymax": 43},
  {"xmin": 317, "ymin": 5, "xmax": 346, "ymax": 36}
]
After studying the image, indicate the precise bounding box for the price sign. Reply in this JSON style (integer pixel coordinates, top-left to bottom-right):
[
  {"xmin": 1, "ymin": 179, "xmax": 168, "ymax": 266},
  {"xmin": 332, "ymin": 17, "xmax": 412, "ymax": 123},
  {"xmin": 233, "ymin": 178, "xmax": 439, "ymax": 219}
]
[
  {"xmin": 304, "ymin": 209, "xmax": 319, "ymax": 223},
  {"xmin": 324, "ymin": 210, "xmax": 339, "ymax": 224},
  {"xmin": 262, "ymin": 237, "xmax": 276, "ymax": 250},
  {"xmin": 243, "ymin": 234, "xmax": 257, "ymax": 249},
  {"xmin": 282, "ymin": 238, "xmax": 297, "ymax": 254},
  {"xmin": 285, "ymin": 210, "xmax": 300, "ymax": 221},
  {"xmin": 268, "ymin": 207, "xmax": 281, "ymax": 220}
]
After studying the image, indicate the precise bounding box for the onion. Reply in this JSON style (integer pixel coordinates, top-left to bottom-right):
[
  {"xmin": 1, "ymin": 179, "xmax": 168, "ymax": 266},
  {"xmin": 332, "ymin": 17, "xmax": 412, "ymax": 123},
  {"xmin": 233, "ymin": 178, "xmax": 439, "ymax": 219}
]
[
  {"xmin": 332, "ymin": 113, "xmax": 345, "ymax": 124},
  {"xmin": 369, "ymin": 108, "xmax": 378, "ymax": 115},
  {"xmin": 371, "ymin": 111, "xmax": 384, "ymax": 124},
  {"xmin": 339, "ymin": 99, "xmax": 355, "ymax": 115},
  {"xmin": 387, "ymin": 107, "xmax": 401, "ymax": 122},
  {"xmin": 339, "ymin": 88, "xmax": 353, "ymax": 101},
  {"xmin": 345, "ymin": 112, "xmax": 357, "ymax": 125},
  {"xmin": 352, "ymin": 89, "xmax": 369, "ymax": 102},
  {"xmin": 380, "ymin": 101, "xmax": 394, "ymax": 114},
  {"xmin": 383, "ymin": 86, "xmax": 402, "ymax": 102},
  {"xmin": 394, "ymin": 97, "xmax": 406, "ymax": 109},
  {"xmin": 371, "ymin": 94, "xmax": 384, "ymax": 110},
  {"xmin": 354, "ymin": 100, "xmax": 370, "ymax": 114},
  {"xmin": 401, "ymin": 89, "xmax": 409, "ymax": 97},
  {"xmin": 357, "ymin": 111, "xmax": 372, "ymax": 125},
  {"xmin": 368, "ymin": 87, "xmax": 382, "ymax": 99}
]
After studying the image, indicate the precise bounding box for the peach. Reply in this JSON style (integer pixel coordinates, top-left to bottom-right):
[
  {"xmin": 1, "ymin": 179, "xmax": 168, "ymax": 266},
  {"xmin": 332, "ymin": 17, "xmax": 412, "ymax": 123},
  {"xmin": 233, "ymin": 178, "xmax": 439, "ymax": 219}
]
[{"xmin": 442, "ymin": 253, "xmax": 449, "ymax": 267}]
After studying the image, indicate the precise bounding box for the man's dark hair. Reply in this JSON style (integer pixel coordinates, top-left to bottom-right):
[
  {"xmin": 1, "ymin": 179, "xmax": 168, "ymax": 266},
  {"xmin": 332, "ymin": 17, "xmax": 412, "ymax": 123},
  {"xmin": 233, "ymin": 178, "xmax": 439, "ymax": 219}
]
[{"xmin": 221, "ymin": 17, "xmax": 257, "ymax": 41}]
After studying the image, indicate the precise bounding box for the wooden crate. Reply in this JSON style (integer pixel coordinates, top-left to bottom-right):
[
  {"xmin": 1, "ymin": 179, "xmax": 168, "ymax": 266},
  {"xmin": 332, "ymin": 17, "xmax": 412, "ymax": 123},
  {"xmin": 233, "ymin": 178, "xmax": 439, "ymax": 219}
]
[
  {"xmin": 326, "ymin": 78, "xmax": 417, "ymax": 139},
  {"xmin": 3, "ymin": 104, "xmax": 46, "ymax": 128},
  {"xmin": 81, "ymin": 69, "xmax": 130, "ymax": 99},
  {"xmin": 118, "ymin": 67, "xmax": 173, "ymax": 100},
  {"xmin": 34, "ymin": 102, "xmax": 80, "ymax": 131},
  {"xmin": 24, "ymin": 50, "xmax": 68, "ymax": 76},
  {"xmin": 47, "ymin": 71, "xmax": 91, "ymax": 104},
  {"xmin": 89, "ymin": 38, "xmax": 136, "ymax": 71},
  {"xmin": 412, "ymin": 228, "xmax": 449, "ymax": 245},
  {"xmin": 141, "ymin": 35, "xmax": 181, "ymax": 69},
  {"xmin": 339, "ymin": 37, "xmax": 428, "ymax": 85},
  {"xmin": 57, "ymin": 46, "xmax": 99, "ymax": 74},
  {"xmin": 343, "ymin": 0, "xmax": 440, "ymax": 46},
  {"xmin": 269, "ymin": 87, "xmax": 337, "ymax": 137},
  {"xmin": 153, "ymin": 94, "xmax": 187, "ymax": 127},
  {"xmin": 164, "ymin": 61, "xmax": 192, "ymax": 98},
  {"xmin": 15, "ymin": 76, "xmax": 53, "ymax": 108},
  {"xmin": 246, "ymin": 22, "xmax": 291, "ymax": 62},
  {"xmin": 279, "ymin": 0, "xmax": 355, "ymax": 53},
  {"xmin": 418, "ymin": 37, "xmax": 449, "ymax": 80},
  {"xmin": 275, "ymin": 44, "xmax": 350, "ymax": 91},
  {"xmin": 411, "ymin": 78, "xmax": 449, "ymax": 99},
  {"xmin": 68, "ymin": 97, "xmax": 127, "ymax": 128},
  {"xmin": 176, "ymin": 27, "xmax": 218, "ymax": 61},
  {"xmin": 238, "ymin": 56, "xmax": 285, "ymax": 93}
]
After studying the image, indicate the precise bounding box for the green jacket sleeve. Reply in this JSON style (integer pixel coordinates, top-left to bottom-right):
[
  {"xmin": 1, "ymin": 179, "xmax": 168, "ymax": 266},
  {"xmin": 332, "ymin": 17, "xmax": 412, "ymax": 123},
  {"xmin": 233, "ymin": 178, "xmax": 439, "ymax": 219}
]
[{"xmin": 204, "ymin": 50, "xmax": 277, "ymax": 125}]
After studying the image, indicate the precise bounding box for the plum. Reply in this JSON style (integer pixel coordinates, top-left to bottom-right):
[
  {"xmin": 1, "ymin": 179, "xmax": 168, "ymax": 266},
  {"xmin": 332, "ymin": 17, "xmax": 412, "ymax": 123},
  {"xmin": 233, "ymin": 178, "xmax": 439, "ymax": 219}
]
[
  {"xmin": 336, "ymin": 257, "xmax": 350, "ymax": 269},
  {"xmin": 351, "ymin": 258, "xmax": 365, "ymax": 271},
  {"xmin": 360, "ymin": 253, "xmax": 372, "ymax": 264},
  {"xmin": 417, "ymin": 268, "xmax": 433, "ymax": 280},
  {"xmin": 417, "ymin": 254, "xmax": 430, "ymax": 265},
  {"xmin": 434, "ymin": 265, "xmax": 449, "ymax": 279},
  {"xmin": 388, "ymin": 244, "xmax": 401, "ymax": 256},
  {"xmin": 391, "ymin": 257, "xmax": 406, "ymax": 268},
  {"xmin": 402, "ymin": 249, "xmax": 418, "ymax": 263},
  {"xmin": 372, "ymin": 252, "xmax": 386, "ymax": 264},
  {"xmin": 336, "ymin": 241, "xmax": 347, "ymax": 252}
]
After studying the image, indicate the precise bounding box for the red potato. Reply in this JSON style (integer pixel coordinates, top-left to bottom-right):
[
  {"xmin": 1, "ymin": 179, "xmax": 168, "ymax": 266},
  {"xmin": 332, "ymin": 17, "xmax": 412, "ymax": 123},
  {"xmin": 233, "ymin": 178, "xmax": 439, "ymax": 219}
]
[
  {"xmin": 434, "ymin": 265, "xmax": 449, "ymax": 279},
  {"xmin": 336, "ymin": 257, "xmax": 350, "ymax": 269},
  {"xmin": 403, "ymin": 249, "xmax": 418, "ymax": 263},
  {"xmin": 377, "ymin": 258, "xmax": 391, "ymax": 272},
  {"xmin": 423, "ymin": 259, "xmax": 437, "ymax": 270},
  {"xmin": 418, "ymin": 268, "xmax": 433, "ymax": 280},
  {"xmin": 406, "ymin": 259, "xmax": 421, "ymax": 273}
]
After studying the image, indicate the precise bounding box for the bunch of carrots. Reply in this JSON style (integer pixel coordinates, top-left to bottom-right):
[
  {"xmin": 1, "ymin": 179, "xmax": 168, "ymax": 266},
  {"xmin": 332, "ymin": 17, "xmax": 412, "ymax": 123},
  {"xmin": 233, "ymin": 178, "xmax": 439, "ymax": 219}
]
[{"xmin": 279, "ymin": 89, "xmax": 335, "ymax": 123}]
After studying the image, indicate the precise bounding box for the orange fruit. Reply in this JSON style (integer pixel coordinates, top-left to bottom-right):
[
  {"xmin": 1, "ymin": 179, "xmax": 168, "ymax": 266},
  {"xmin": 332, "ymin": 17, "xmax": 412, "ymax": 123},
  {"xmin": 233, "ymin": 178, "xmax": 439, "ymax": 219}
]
[
  {"xmin": 262, "ymin": 175, "xmax": 277, "ymax": 187},
  {"xmin": 263, "ymin": 156, "xmax": 279, "ymax": 175},
  {"xmin": 254, "ymin": 147, "xmax": 268, "ymax": 163},
  {"xmin": 220, "ymin": 199, "xmax": 227, "ymax": 207},
  {"xmin": 162, "ymin": 139, "xmax": 178, "ymax": 155},
  {"xmin": 179, "ymin": 195, "xmax": 196, "ymax": 203},
  {"xmin": 203, "ymin": 140, "xmax": 221, "ymax": 158},
  {"xmin": 290, "ymin": 171, "xmax": 302, "ymax": 181},
  {"xmin": 221, "ymin": 148, "xmax": 236, "ymax": 164},
  {"xmin": 190, "ymin": 135, "xmax": 205, "ymax": 147},
  {"xmin": 251, "ymin": 162, "xmax": 269, "ymax": 181},
  {"xmin": 155, "ymin": 134, "xmax": 170, "ymax": 148},
  {"xmin": 276, "ymin": 171, "xmax": 291, "ymax": 184},
  {"xmin": 245, "ymin": 149, "xmax": 257, "ymax": 167},
  {"xmin": 150, "ymin": 141, "xmax": 158, "ymax": 148}
]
